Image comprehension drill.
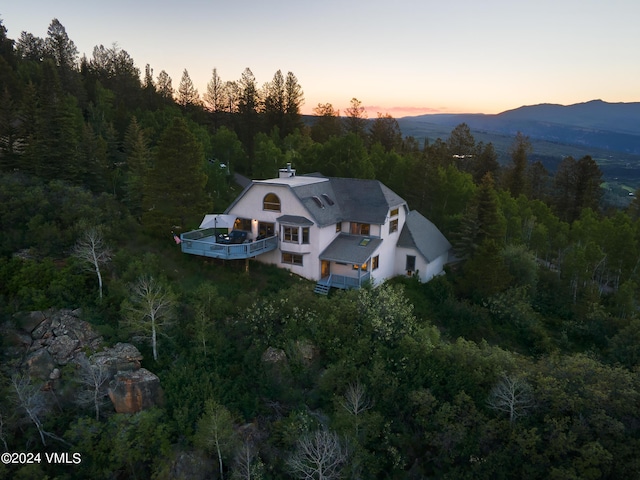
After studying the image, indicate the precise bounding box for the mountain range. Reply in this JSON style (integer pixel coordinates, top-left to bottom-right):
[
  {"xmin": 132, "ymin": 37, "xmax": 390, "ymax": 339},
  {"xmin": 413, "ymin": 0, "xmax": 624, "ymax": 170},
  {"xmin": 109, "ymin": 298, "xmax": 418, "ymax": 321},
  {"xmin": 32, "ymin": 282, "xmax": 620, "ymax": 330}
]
[{"xmin": 397, "ymin": 100, "xmax": 640, "ymax": 156}]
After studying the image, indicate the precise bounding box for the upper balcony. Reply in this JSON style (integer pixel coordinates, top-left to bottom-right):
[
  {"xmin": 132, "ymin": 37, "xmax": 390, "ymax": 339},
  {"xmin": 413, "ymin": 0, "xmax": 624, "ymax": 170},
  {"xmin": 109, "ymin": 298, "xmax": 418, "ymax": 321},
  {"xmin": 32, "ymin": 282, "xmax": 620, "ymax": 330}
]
[{"xmin": 180, "ymin": 228, "xmax": 278, "ymax": 260}]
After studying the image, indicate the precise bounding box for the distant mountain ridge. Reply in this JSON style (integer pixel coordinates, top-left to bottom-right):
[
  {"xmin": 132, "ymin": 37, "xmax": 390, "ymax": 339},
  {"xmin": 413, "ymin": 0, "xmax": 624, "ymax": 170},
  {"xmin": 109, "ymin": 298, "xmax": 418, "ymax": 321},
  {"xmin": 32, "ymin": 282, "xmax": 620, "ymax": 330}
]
[{"xmin": 398, "ymin": 100, "xmax": 640, "ymax": 155}]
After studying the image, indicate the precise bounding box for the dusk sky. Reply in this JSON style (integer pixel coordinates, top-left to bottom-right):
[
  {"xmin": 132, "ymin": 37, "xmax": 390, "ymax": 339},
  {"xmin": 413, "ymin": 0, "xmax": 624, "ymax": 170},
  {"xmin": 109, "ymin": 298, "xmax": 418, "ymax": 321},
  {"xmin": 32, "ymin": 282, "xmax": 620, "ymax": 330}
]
[{"xmin": 2, "ymin": 0, "xmax": 639, "ymax": 117}]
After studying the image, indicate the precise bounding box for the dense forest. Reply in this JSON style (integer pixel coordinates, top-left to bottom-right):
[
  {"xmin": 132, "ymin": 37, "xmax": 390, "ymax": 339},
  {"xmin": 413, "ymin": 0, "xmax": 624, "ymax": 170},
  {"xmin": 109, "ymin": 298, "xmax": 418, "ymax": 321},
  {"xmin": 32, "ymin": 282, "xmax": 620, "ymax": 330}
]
[{"xmin": 2, "ymin": 17, "xmax": 640, "ymax": 480}]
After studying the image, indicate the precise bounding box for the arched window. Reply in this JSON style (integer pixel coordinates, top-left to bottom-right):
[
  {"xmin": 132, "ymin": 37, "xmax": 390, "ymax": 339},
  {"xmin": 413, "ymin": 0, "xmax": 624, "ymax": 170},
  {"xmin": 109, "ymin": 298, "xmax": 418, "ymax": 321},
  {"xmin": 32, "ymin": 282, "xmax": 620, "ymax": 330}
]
[{"xmin": 263, "ymin": 193, "xmax": 281, "ymax": 211}]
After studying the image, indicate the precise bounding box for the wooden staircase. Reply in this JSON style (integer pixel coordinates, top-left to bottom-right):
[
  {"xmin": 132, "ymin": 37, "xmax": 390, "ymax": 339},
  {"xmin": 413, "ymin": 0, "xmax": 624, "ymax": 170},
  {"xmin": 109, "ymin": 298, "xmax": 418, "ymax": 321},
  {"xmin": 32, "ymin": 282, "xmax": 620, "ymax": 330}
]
[{"xmin": 313, "ymin": 282, "xmax": 331, "ymax": 295}]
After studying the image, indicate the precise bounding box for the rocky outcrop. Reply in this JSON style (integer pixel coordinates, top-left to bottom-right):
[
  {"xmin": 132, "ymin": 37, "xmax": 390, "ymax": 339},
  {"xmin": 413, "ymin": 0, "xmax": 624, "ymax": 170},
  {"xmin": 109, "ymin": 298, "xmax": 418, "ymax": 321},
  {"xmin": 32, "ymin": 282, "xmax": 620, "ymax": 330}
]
[
  {"xmin": 108, "ymin": 368, "xmax": 164, "ymax": 414},
  {"xmin": 261, "ymin": 346, "xmax": 287, "ymax": 364},
  {"xmin": 2, "ymin": 309, "xmax": 162, "ymax": 414},
  {"xmin": 92, "ymin": 342, "xmax": 143, "ymax": 377},
  {"xmin": 3, "ymin": 308, "xmax": 103, "ymax": 379}
]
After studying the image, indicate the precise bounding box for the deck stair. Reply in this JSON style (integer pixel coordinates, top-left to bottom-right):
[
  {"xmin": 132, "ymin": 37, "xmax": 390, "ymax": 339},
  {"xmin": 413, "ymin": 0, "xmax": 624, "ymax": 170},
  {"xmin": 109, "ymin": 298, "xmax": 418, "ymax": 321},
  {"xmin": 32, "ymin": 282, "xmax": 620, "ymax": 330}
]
[{"xmin": 313, "ymin": 282, "xmax": 331, "ymax": 295}]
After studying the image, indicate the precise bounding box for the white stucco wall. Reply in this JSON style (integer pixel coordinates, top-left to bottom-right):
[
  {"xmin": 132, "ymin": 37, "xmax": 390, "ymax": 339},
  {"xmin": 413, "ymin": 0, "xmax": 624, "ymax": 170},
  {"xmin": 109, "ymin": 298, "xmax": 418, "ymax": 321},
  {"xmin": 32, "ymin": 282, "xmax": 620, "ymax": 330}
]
[
  {"xmin": 226, "ymin": 178, "xmax": 330, "ymax": 281},
  {"xmin": 394, "ymin": 247, "xmax": 447, "ymax": 283}
]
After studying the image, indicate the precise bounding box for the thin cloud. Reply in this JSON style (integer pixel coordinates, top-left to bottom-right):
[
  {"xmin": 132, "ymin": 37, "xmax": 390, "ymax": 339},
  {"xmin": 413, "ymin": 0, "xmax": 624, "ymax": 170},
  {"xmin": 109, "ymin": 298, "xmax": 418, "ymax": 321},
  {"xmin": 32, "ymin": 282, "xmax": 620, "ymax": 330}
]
[{"xmin": 363, "ymin": 105, "xmax": 449, "ymax": 117}]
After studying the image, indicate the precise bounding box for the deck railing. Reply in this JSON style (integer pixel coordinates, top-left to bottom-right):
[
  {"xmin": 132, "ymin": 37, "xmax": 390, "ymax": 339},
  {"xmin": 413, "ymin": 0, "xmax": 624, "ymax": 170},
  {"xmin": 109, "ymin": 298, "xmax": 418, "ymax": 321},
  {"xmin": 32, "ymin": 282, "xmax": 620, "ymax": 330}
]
[
  {"xmin": 319, "ymin": 272, "xmax": 371, "ymax": 290},
  {"xmin": 181, "ymin": 233, "xmax": 278, "ymax": 260}
]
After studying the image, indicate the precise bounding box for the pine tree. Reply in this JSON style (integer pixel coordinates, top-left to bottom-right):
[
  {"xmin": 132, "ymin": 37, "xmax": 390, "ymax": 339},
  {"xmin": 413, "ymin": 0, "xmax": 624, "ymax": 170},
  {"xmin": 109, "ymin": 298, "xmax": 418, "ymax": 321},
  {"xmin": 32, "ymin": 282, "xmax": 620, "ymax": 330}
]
[
  {"xmin": 236, "ymin": 68, "xmax": 261, "ymax": 166},
  {"xmin": 311, "ymin": 103, "xmax": 342, "ymax": 143},
  {"xmin": 123, "ymin": 117, "xmax": 150, "ymax": 217},
  {"xmin": 283, "ymin": 71, "xmax": 304, "ymax": 137},
  {"xmin": 177, "ymin": 69, "xmax": 200, "ymax": 108},
  {"xmin": 344, "ymin": 97, "xmax": 367, "ymax": 137},
  {"xmin": 156, "ymin": 70, "xmax": 173, "ymax": 101},
  {"xmin": 142, "ymin": 117, "xmax": 210, "ymax": 234},
  {"xmin": 454, "ymin": 173, "xmax": 504, "ymax": 260},
  {"xmin": 263, "ymin": 69, "xmax": 285, "ymax": 134},
  {"xmin": 23, "ymin": 60, "xmax": 83, "ymax": 182},
  {"xmin": 504, "ymin": 132, "xmax": 531, "ymax": 197}
]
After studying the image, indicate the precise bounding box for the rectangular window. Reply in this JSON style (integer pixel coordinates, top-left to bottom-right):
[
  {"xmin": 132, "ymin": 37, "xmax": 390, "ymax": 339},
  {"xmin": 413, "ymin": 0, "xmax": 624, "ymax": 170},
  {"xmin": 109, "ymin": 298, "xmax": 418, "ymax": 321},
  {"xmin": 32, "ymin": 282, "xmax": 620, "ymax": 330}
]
[
  {"xmin": 283, "ymin": 226, "xmax": 299, "ymax": 243},
  {"xmin": 350, "ymin": 223, "xmax": 370, "ymax": 235},
  {"xmin": 352, "ymin": 262, "xmax": 368, "ymax": 271},
  {"xmin": 336, "ymin": 222, "xmax": 342, "ymax": 233},
  {"xmin": 389, "ymin": 219, "xmax": 398, "ymax": 234},
  {"xmin": 302, "ymin": 227, "xmax": 310, "ymax": 244},
  {"xmin": 234, "ymin": 218, "xmax": 251, "ymax": 232},
  {"xmin": 390, "ymin": 208, "xmax": 399, "ymax": 217},
  {"xmin": 406, "ymin": 255, "xmax": 416, "ymax": 273},
  {"xmin": 372, "ymin": 255, "xmax": 379, "ymax": 270},
  {"xmin": 282, "ymin": 253, "xmax": 303, "ymax": 265}
]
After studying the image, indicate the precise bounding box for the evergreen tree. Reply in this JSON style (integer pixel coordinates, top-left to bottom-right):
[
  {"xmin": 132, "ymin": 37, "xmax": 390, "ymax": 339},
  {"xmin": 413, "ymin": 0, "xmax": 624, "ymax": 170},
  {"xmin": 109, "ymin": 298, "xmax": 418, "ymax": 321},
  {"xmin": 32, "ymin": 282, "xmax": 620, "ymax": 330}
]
[
  {"xmin": 574, "ymin": 155, "xmax": 603, "ymax": 215},
  {"xmin": 472, "ymin": 142, "xmax": 500, "ymax": 184},
  {"xmin": 552, "ymin": 155, "xmax": 603, "ymax": 223},
  {"xmin": 0, "ymin": 87, "xmax": 24, "ymax": 172},
  {"xmin": 15, "ymin": 32, "xmax": 45, "ymax": 61},
  {"xmin": 204, "ymin": 67, "xmax": 224, "ymax": 129},
  {"xmin": 504, "ymin": 132, "xmax": 531, "ymax": 197},
  {"xmin": 369, "ymin": 113, "xmax": 402, "ymax": 152},
  {"xmin": 45, "ymin": 18, "xmax": 80, "ymax": 95},
  {"xmin": 0, "ymin": 19, "xmax": 16, "ymax": 67},
  {"xmin": 142, "ymin": 116, "xmax": 210, "ymax": 233},
  {"xmin": 177, "ymin": 68, "xmax": 200, "ymax": 108},
  {"xmin": 344, "ymin": 97, "xmax": 367, "ymax": 137},
  {"xmin": 78, "ymin": 122, "xmax": 109, "ymax": 192},
  {"xmin": 525, "ymin": 160, "xmax": 550, "ymax": 201},
  {"xmin": 156, "ymin": 70, "xmax": 173, "ymax": 102},
  {"xmin": 23, "ymin": 60, "xmax": 83, "ymax": 183},
  {"xmin": 45, "ymin": 18, "xmax": 78, "ymax": 70},
  {"xmin": 454, "ymin": 173, "xmax": 504, "ymax": 260},
  {"xmin": 123, "ymin": 117, "xmax": 151, "ymax": 218},
  {"xmin": 236, "ymin": 67, "xmax": 261, "ymax": 165},
  {"xmin": 447, "ymin": 123, "xmax": 477, "ymax": 175},
  {"xmin": 263, "ymin": 69, "xmax": 285, "ymax": 135},
  {"xmin": 222, "ymin": 80, "xmax": 239, "ymax": 114},
  {"xmin": 310, "ymin": 102, "xmax": 342, "ymax": 143},
  {"xmin": 283, "ymin": 71, "xmax": 304, "ymax": 137}
]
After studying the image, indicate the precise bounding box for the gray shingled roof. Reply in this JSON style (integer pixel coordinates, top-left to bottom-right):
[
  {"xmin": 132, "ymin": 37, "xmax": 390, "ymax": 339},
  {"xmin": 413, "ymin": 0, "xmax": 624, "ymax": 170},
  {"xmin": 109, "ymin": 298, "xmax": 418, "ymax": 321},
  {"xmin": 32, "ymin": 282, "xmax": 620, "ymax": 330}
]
[
  {"xmin": 277, "ymin": 215, "xmax": 314, "ymax": 226},
  {"xmin": 397, "ymin": 210, "xmax": 452, "ymax": 262},
  {"xmin": 225, "ymin": 175, "xmax": 408, "ymax": 228},
  {"xmin": 291, "ymin": 176, "xmax": 406, "ymax": 227},
  {"xmin": 319, "ymin": 234, "xmax": 383, "ymax": 264}
]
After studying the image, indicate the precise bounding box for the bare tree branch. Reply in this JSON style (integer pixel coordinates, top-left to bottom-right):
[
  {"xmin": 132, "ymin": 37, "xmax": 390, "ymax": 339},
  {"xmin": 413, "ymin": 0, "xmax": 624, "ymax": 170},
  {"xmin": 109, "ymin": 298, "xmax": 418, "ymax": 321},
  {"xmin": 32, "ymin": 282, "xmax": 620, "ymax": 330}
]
[
  {"xmin": 10, "ymin": 373, "xmax": 49, "ymax": 446},
  {"xmin": 73, "ymin": 226, "xmax": 111, "ymax": 300},
  {"xmin": 74, "ymin": 354, "xmax": 111, "ymax": 420},
  {"xmin": 340, "ymin": 381, "xmax": 372, "ymax": 438},
  {"xmin": 487, "ymin": 373, "xmax": 534, "ymax": 424},
  {"xmin": 122, "ymin": 275, "xmax": 176, "ymax": 361},
  {"xmin": 287, "ymin": 428, "xmax": 348, "ymax": 480}
]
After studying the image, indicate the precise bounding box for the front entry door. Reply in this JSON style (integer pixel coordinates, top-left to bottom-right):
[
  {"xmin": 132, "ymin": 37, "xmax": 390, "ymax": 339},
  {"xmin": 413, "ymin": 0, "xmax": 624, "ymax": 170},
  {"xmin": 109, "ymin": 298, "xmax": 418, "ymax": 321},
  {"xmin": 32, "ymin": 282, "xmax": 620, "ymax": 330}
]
[{"xmin": 321, "ymin": 260, "xmax": 330, "ymax": 278}]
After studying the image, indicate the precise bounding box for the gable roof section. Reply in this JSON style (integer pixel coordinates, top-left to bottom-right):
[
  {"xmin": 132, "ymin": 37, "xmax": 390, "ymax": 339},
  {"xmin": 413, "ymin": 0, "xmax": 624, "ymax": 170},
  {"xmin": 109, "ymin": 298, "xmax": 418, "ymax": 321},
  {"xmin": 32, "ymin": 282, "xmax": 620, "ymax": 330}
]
[
  {"xmin": 291, "ymin": 176, "xmax": 407, "ymax": 227},
  {"xmin": 397, "ymin": 210, "xmax": 452, "ymax": 262},
  {"xmin": 319, "ymin": 234, "xmax": 383, "ymax": 264},
  {"xmin": 327, "ymin": 177, "xmax": 405, "ymax": 225},
  {"xmin": 277, "ymin": 214, "xmax": 314, "ymax": 226},
  {"xmin": 226, "ymin": 174, "xmax": 408, "ymax": 228}
]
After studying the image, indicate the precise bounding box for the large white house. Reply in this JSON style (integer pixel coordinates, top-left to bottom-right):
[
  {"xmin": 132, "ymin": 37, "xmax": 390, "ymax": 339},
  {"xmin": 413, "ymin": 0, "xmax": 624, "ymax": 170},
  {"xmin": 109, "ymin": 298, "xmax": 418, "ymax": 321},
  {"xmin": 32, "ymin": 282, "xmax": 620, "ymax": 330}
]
[{"xmin": 180, "ymin": 165, "xmax": 451, "ymax": 293}]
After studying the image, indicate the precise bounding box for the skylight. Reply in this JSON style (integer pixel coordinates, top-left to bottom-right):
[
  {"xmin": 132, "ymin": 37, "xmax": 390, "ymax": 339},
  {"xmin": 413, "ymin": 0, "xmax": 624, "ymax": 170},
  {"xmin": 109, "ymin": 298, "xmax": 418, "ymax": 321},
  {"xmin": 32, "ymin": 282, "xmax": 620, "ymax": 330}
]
[
  {"xmin": 321, "ymin": 193, "xmax": 335, "ymax": 206},
  {"xmin": 312, "ymin": 196, "xmax": 324, "ymax": 208}
]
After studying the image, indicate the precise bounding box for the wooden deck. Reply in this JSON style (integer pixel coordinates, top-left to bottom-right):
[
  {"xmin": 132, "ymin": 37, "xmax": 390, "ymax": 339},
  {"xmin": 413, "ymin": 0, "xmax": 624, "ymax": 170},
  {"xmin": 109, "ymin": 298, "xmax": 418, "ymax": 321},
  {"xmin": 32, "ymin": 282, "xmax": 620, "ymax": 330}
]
[
  {"xmin": 313, "ymin": 272, "xmax": 371, "ymax": 294},
  {"xmin": 180, "ymin": 229, "xmax": 278, "ymax": 260}
]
